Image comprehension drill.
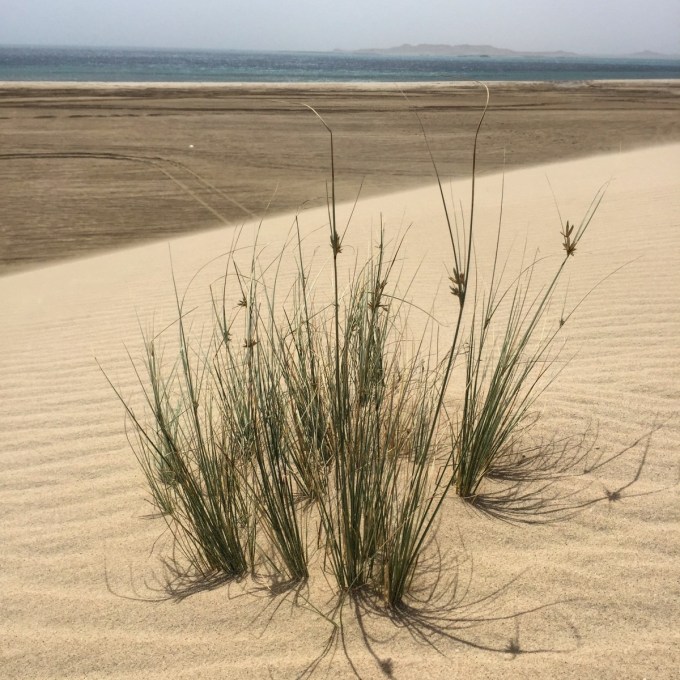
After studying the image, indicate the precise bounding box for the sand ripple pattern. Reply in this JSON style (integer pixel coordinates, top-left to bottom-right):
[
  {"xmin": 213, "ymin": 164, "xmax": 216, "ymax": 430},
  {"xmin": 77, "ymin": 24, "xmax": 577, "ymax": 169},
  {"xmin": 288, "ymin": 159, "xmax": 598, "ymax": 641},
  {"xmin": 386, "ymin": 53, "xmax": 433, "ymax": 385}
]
[{"xmin": 1, "ymin": 145, "xmax": 679, "ymax": 678}]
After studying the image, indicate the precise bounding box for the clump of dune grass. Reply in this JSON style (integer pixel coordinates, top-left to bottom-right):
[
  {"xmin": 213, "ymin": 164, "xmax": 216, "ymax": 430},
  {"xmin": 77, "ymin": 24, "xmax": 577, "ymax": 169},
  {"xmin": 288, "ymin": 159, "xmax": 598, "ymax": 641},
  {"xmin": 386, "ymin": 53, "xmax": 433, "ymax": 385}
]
[
  {"xmin": 452, "ymin": 185, "xmax": 605, "ymax": 501},
  {"xmin": 107, "ymin": 85, "xmax": 604, "ymax": 607}
]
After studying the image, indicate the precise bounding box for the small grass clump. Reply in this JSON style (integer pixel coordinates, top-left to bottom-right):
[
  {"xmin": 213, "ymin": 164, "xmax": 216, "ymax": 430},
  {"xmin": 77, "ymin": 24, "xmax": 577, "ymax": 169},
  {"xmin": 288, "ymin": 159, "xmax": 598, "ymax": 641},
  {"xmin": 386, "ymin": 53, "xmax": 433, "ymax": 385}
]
[
  {"xmin": 108, "ymin": 87, "xmax": 604, "ymax": 607},
  {"xmin": 453, "ymin": 185, "xmax": 605, "ymax": 501}
]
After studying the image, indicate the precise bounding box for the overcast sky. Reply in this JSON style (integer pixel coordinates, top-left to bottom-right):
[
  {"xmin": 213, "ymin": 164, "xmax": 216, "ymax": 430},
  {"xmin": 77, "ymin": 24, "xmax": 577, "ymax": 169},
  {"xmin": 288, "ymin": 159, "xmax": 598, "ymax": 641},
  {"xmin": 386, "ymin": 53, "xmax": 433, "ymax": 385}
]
[{"xmin": 2, "ymin": 0, "xmax": 679, "ymax": 55}]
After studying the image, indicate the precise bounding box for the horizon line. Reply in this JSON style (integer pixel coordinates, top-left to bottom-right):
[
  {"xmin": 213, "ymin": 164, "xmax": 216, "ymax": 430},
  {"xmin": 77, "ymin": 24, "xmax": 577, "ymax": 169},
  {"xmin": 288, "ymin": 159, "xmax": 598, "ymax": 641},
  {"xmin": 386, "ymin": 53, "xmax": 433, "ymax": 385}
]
[{"xmin": 1, "ymin": 42, "xmax": 679, "ymax": 59}]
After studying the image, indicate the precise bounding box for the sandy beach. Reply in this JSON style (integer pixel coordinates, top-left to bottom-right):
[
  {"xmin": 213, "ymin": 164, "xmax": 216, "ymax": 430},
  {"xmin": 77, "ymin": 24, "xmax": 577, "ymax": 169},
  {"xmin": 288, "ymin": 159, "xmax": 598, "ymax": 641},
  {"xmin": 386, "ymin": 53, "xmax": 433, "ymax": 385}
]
[
  {"xmin": 1, "ymin": 82, "xmax": 680, "ymax": 678},
  {"xmin": 1, "ymin": 80, "xmax": 680, "ymax": 273}
]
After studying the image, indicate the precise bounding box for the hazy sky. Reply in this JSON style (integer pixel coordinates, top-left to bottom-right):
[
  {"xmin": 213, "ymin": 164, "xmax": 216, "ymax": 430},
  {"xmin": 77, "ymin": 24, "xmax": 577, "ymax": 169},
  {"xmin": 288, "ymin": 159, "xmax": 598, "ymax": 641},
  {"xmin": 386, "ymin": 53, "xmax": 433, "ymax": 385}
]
[{"xmin": 2, "ymin": 0, "xmax": 679, "ymax": 55}]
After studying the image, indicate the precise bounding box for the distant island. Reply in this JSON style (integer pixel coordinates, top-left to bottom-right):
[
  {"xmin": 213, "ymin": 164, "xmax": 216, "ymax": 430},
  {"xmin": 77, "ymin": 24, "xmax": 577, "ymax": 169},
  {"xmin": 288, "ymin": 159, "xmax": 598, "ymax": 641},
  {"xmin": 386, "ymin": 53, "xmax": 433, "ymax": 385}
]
[{"xmin": 344, "ymin": 43, "xmax": 677, "ymax": 59}]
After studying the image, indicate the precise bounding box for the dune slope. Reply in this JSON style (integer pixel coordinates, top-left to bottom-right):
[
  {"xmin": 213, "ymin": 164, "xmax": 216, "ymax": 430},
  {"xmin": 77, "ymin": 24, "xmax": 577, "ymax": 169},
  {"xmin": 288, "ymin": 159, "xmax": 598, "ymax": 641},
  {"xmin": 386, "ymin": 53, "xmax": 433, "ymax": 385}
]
[{"xmin": 1, "ymin": 144, "xmax": 679, "ymax": 679}]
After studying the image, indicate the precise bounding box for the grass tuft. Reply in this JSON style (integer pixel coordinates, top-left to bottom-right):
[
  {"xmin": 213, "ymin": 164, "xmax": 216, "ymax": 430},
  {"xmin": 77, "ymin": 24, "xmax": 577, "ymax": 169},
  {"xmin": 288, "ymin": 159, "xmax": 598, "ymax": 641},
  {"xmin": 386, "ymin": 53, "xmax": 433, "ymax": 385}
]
[{"xmin": 106, "ymin": 86, "xmax": 605, "ymax": 607}]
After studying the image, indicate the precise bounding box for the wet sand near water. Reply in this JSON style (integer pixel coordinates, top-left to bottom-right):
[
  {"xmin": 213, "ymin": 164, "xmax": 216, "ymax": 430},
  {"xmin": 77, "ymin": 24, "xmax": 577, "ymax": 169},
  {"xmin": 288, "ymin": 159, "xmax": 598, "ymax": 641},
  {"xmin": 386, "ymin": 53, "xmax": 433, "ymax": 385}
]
[{"xmin": 1, "ymin": 80, "xmax": 679, "ymax": 273}]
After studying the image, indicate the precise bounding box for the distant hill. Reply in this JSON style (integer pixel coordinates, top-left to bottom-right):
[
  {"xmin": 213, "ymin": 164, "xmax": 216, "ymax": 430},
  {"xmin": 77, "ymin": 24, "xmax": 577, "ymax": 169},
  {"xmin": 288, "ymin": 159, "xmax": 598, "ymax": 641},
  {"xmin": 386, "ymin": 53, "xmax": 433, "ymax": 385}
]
[
  {"xmin": 350, "ymin": 43, "xmax": 677, "ymax": 59},
  {"xmin": 624, "ymin": 50, "xmax": 679, "ymax": 59},
  {"xmin": 353, "ymin": 44, "xmax": 578, "ymax": 58}
]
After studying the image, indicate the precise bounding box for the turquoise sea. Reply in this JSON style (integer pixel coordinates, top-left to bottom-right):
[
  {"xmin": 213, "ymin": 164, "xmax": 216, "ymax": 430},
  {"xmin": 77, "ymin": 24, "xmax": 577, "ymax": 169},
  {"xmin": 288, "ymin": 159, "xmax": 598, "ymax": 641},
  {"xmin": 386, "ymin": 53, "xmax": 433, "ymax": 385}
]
[{"xmin": 1, "ymin": 45, "xmax": 679, "ymax": 82}]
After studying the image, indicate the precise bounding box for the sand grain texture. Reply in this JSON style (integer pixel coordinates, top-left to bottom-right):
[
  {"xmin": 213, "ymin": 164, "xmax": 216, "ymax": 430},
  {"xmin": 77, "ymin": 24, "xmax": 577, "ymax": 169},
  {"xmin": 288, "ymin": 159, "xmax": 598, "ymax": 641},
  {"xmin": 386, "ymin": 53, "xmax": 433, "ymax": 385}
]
[{"xmin": 1, "ymin": 144, "xmax": 679, "ymax": 679}]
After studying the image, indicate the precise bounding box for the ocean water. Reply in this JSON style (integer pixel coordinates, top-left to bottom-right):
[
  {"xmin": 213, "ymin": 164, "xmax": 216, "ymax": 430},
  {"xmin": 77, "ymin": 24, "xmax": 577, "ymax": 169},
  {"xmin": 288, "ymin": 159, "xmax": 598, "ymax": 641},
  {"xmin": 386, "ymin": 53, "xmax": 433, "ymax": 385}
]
[{"xmin": 1, "ymin": 45, "xmax": 679, "ymax": 82}]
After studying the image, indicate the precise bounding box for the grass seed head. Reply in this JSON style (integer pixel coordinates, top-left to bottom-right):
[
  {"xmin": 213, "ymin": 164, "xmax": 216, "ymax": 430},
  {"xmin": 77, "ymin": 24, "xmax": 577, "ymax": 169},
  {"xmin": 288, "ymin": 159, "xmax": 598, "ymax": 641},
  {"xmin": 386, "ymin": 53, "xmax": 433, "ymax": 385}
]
[
  {"xmin": 449, "ymin": 269, "xmax": 466, "ymax": 304},
  {"xmin": 330, "ymin": 231, "xmax": 342, "ymax": 255},
  {"xmin": 561, "ymin": 220, "xmax": 576, "ymax": 256}
]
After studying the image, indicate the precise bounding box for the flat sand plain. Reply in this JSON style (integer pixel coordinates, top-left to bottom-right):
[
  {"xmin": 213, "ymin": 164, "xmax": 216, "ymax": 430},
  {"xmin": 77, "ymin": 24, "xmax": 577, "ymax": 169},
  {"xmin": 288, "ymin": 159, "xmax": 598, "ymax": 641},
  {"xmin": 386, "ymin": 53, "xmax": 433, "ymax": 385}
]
[
  {"xmin": 1, "ymin": 127, "xmax": 679, "ymax": 677},
  {"xmin": 1, "ymin": 80, "xmax": 680, "ymax": 272}
]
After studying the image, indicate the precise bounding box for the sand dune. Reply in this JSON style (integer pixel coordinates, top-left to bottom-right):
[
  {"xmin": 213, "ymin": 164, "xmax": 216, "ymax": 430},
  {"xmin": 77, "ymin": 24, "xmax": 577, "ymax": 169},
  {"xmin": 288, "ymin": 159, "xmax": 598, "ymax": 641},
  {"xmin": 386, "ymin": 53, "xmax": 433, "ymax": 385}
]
[{"xmin": 1, "ymin": 144, "xmax": 679, "ymax": 678}]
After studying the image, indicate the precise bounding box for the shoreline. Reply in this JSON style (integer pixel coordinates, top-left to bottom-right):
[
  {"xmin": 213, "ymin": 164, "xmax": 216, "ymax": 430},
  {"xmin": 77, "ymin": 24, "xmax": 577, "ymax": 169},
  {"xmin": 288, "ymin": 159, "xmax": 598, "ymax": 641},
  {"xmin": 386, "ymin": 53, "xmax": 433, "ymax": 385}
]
[{"xmin": 2, "ymin": 77, "xmax": 680, "ymax": 89}]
